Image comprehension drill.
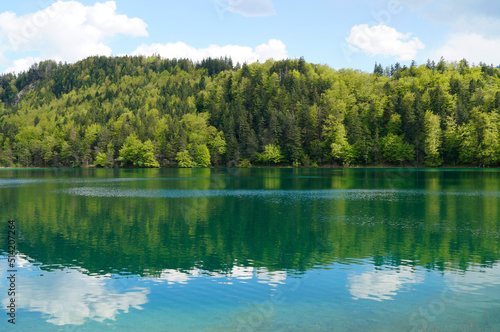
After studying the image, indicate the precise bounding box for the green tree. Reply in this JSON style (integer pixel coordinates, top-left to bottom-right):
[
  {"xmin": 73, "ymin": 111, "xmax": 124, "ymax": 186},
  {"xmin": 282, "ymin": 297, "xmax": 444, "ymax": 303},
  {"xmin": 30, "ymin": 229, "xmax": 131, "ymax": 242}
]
[
  {"xmin": 118, "ymin": 134, "xmax": 159, "ymax": 168},
  {"xmin": 41, "ymin": 136, "xmax": 58, "ymax": 166},
  {"xmin": 479, "ymin": 112, "xmax": 500, "ymax": 165},
  {"xmin": 443, "ymin": 116, "xmax": 461, "ymax": 165},
  {"xmin": 459, "ymin": 122, "xmax": 479, "ymax": 165},
  {"xmin": 380, "ymin": 134, "xmax": 415, "ymax": 165},
  {"xmin": 180, "ymin": 112, "xmax": 226, "ymax": 164},
  {"xmin": 386, "ymin": 113, "xmax": 402, "ymax": 135},
  {"xmin": 260, "ymin": 144, "xmax": 282, "ymax": 165},
  {"xmin": 194, "ymin": 144, "xmax": 211, "ymax": 168},
  {"xmin": 2, "ymin": 55, "xmax": 500, "ymax": 168},
  {"xmin": 141, "ymin": 140, "xmax": 160, "ymax": 168},
  {"xmin": 423, "ymin": 110, "xmax": 442, "ymax": 166},
  {"xmin": 176, "ymin": 150, "xmax": 193, "ymax": 168},
  {"xmin": 94, "ymin": 152, "xmax": 108, "ymax": 168},
  {"xmin": 94, "ymin": 143, "xmax": 115, "ymax": 168},
  {"xmin": 82, "ymin": 124, "xmax": 101, "ymax": 166},
  {"xmin": 0, "ymin": 138, "xmax": 14, "ymax": 167},
  {"xmin": 323, "ymin": 114, "xmax": 352, "ymax": 163}
]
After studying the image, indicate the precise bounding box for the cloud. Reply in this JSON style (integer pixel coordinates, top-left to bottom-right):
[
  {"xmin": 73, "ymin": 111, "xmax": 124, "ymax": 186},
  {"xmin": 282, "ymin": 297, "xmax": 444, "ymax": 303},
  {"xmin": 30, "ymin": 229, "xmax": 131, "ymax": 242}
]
[
  {"xmin": 346, "ymin": 24, "xmax": 425, "ymax": 61},
  {"xmin": 401, "ymin": 0, "xmax": 500, "ymax": 38},
  {"xmin": 0, "ymin": 1, "xmax": 148, "ymax": 74},
  {"xmin": 400, "ymin": 1, "xmax": 500, "ymax": 65},
  {"xmin": 0, "ymin": 52, "xmax": 11, "ymax": 67},
  {"xmin": 132, "ymin": 39, "xmax": 288, "ymax": 64},
  {"xmin": 214, "ymin": 0, "xmax": 276, "ymax": 17},
  {"xmin": 4, "ymin": 56, "xmax": 44, "ymax": 75},
  {"xmin": 401, "ymin": 0, "xmax": 500, "ymax": 65},
  {"xmin": 432, "ymin": 33, "xmax": 500, "ymax": 65}
]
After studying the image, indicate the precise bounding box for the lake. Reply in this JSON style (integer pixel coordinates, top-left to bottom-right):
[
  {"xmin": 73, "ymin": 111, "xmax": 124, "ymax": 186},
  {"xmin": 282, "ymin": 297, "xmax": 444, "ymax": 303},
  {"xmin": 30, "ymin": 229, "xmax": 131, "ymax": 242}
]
[{"xmin": 1, "ymin": 168, "xmax": 500, "ymax": 331}]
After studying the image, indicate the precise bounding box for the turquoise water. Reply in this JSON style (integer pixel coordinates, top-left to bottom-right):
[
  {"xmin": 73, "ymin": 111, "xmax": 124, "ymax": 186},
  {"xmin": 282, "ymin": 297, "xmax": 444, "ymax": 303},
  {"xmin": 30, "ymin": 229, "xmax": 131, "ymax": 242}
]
[{"xmin": 1, "ymin": 168, "xmax": 500, "ymax": 331}]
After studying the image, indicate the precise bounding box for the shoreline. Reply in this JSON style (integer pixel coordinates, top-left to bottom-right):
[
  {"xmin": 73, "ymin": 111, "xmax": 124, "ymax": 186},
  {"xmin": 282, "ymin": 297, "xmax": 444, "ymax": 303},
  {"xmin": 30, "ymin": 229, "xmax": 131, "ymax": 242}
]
[{"xmin": 1, "ymin": 165, "xmax": 498, "ymax": 170}]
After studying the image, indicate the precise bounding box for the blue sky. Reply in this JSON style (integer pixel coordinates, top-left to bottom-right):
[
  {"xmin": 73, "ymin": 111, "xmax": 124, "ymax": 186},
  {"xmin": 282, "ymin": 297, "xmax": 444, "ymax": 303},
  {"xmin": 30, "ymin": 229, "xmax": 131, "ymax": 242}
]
[{"xmin": 1, "ymin": 0, "xmax": 500, "ymax": 74}]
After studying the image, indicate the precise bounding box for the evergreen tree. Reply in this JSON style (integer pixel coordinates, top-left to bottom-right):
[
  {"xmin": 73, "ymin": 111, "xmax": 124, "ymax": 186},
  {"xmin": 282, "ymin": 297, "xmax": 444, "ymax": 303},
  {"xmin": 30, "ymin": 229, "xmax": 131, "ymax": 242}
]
[
  {"xmin": 423, "ymin": 111, "xmax": 443, "ymax": 166},
  {"xmin": 0, "ymin": 55, "xmax": 499, "ymax": 168}
]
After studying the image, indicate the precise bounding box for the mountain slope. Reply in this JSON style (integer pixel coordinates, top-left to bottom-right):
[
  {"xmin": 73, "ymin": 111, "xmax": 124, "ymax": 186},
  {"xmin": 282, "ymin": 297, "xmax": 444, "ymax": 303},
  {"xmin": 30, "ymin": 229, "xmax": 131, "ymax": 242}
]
[{"xmin": 0, "ymin": 56, "xmax": 499, "ymax": 167}]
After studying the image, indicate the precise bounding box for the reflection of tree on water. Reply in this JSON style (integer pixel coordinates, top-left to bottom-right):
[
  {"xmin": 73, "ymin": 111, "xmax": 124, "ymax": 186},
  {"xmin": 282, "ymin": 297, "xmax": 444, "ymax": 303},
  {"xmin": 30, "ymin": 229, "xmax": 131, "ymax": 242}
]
[{"xmin": 0, "ymin": 169, "xmax": 499, "ymax": 278}]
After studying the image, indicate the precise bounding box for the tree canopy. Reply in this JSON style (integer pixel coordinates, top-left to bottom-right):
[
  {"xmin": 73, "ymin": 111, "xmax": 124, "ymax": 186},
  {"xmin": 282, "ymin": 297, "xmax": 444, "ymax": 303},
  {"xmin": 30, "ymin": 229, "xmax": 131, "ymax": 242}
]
[{"xmin": 1, "ymin": 56, "xmax": 500, "ymax": 168}]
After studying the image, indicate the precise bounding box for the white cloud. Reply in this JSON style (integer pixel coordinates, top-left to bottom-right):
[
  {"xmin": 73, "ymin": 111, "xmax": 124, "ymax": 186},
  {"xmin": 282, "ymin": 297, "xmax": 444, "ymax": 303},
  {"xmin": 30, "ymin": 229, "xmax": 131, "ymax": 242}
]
[
  {"xmin": 132, "ymin": 39, "xmax": 288, "ymax": 64},
  {"xmin": 4, "ymin": 56, "xmax": 44, "ymax": 75},
  {"xmin": 401, "ymin": 0, "xmax": 500, "ymax": 38},
  {"xmin": 214, "ymin": 0, "xmax": 276, "ymax": 17},
  {"xmin": 0, "ymin": 1, "xmax": 148, "ymax": 74},
  {"xmin": 255, "ymin": 39, "xmax": 287, "ymax": 61},
  {"xmin": 399, "ymin": 1, "xmax": 500, "ymax": 65},
  {"xmin": 346, "ymin": 24, "xmax": 425, "ymax": 61},
  {"xmin": 86, "ymin": 1, "xmax": 147, "ymax": 36},
  {"xmin": 432, "ymin": 33, "xmax": 500, "ymax": 65},
  {"xmin": 0, "ymin": 52, "xmax": 11, "ymax": 67}
]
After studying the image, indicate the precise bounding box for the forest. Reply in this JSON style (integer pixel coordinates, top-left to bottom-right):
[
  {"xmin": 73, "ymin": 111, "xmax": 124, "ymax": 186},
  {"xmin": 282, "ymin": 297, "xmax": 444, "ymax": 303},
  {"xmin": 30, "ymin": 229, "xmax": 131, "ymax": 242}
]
[{"xmin": 0, "ymin": 55, "xmax": 499, "ymax": 168}]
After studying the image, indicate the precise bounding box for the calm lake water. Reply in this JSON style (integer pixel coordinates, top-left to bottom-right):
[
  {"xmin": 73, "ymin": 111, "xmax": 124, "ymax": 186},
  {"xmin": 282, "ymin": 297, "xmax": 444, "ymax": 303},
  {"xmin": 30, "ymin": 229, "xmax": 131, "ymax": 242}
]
[{"xmin": 1, "ymin": 168, "xmax": 500, "ymax": 331}]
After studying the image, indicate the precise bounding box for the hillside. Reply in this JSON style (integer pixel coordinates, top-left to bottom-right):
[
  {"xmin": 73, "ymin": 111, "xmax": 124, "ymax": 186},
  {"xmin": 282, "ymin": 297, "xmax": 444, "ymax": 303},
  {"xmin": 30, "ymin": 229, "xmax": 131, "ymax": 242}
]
[{"xmin": 0, "ymin": 56, "xmax": 499, "ymax": 168}]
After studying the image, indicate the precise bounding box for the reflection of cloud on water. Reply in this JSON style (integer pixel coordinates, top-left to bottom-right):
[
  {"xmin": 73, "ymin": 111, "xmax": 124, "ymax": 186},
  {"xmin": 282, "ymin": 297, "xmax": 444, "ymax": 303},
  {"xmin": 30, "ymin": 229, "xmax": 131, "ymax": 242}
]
[
  {"xmin": 348, "ymin": 266, "xmax": 424, "ymax": 301},
  {"xmin": 255, "ymin": 268, "xmax": 287, "ymax": 286},
  {"xmin": 348, "ymin": 263, "xmax": 500, "ymax": 302},
  {"xmin": 150, "ymin": 265, "xmax": 286, "ymax": 287},
  {"xmin": 447, "ymin": 263, "xmax": 500, "ymax": 293},
  {"xmin": 228, "ymin": 265, "xmax": 254, "ymax": 279},
  {"xmin": 0, "ymin": 255, "xmax": 149, "ymax": 326},
  {"xmin": 157, "ymin": 268, "xmax": 201, "ymax": 285}
]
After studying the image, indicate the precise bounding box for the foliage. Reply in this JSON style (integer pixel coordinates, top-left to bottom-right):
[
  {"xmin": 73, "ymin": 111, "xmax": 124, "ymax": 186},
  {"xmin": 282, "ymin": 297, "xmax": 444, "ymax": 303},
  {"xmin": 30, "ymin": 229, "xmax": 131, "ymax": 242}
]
[
  {"xmin": 380, "ymin": 134, "xmax": 415, "ymax": 165},
  {"xmin": 194, "ymin": 144, "xmax": 211, "ymax": 168},
  {"xmin": 259, "ymin": 144, "xmax": 282, "ymax": 165},
  {"xmin": 423, "ymin": 110, "xmax": 443, "ymax": 166},
  {"xmin": 1, "ymin": 55, "xmax": 500, "ymax": 167},
  {"xmin": 94, "ymin": 152, "xmax": 108, "ymax": 168},
  {"xmin": 323, "ymin": 114, "xmax": 352, "ymax": 164},
  {"xmin": 117, "ymin": 134, "xmax": 159, "ymax": 168},
  {"xmin": 238, "ymin": 159, "xmax": 252, "ymax": 168},
  {"xmin": 176, "ymin": 150, "xmax": 193, "ymax": 168}
]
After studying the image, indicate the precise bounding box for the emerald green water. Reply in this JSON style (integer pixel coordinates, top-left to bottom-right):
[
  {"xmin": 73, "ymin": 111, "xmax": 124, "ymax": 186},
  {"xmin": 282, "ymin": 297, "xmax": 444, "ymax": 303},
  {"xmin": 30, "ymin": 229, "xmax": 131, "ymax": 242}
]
[{"xmin": 1, "ymin": 168, "xmax": 500, "ymax": 331}]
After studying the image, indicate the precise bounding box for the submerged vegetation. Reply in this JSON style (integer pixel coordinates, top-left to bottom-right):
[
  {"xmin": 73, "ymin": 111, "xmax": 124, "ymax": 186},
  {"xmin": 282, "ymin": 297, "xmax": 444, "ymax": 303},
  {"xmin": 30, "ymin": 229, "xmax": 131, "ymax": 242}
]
[{"xmin": 0, "ymin": 56, "xmax": 499, "ymax": 168}]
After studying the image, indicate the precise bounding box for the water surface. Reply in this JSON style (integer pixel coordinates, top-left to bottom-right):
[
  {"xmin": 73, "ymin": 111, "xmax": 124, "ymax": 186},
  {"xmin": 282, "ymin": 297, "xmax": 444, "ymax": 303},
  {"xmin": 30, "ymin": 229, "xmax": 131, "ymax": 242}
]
[{"xmin": 1, "ymin": 168, "xmax": 500, "ymax": 331}]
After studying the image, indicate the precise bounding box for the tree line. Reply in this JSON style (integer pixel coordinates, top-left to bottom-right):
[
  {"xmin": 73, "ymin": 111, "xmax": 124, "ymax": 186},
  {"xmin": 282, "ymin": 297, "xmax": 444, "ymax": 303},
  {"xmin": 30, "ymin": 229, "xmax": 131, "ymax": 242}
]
[{"xmin": 0, "ymin": 55, "xmax": 499, "ymax": 168}]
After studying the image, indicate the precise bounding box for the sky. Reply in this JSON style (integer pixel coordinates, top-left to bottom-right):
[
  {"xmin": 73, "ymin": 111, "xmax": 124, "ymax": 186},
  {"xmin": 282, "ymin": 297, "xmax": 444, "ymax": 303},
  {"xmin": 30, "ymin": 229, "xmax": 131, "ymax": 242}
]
[{"xmin": 1, "ymin": 0, "xmax": 500, "ymax": 75}]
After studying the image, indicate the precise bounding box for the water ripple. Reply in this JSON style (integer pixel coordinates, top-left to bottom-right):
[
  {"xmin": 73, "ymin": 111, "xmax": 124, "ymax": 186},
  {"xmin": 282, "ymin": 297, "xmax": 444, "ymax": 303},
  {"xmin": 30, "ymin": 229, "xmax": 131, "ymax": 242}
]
[{"xmin": 54, "ymin": 187, "xmax": 500, "ymax": 199}]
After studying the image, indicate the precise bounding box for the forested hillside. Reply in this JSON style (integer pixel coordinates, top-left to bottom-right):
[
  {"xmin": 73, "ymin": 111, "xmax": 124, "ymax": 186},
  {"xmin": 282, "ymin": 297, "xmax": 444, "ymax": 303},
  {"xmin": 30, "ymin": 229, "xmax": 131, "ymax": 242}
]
[{"xmin": 0, "ymin": 56, "xmax": 499, "ymax": 168}]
